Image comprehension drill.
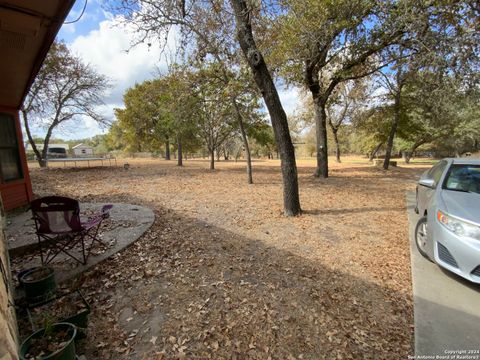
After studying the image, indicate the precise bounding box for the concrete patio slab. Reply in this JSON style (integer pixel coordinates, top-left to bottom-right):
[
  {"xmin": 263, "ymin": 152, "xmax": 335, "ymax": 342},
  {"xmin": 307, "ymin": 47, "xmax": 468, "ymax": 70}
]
[
  {"xmin": 6, "ymin": 203, "xmax": 154, "ymax": 283},
  {"xmin": 406, "ymin": 191, "xmax": 480, "ymax": 357}
]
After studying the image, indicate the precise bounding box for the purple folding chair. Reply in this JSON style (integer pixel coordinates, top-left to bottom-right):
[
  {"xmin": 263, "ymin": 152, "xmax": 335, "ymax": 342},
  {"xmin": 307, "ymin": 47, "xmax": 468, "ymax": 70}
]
[{"xmin": 31, "ymin": 196, "xmax": 113, "ymax": 265}]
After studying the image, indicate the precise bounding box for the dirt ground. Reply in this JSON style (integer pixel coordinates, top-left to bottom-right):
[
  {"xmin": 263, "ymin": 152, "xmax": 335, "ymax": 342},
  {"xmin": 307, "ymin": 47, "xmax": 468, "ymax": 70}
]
[{"xmin": 25, "ymin": 156, "xmax": 431, "ymax": 359}]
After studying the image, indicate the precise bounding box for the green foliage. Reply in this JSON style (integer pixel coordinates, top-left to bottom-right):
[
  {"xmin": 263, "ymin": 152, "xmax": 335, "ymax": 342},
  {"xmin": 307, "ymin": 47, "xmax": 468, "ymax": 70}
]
[
  {"xmin": 107, "ymin": 61, "xmax": 267, "ymax": 158},
  {"xmin": 114, "ymin": 79, "xmax": 173, "ymax": 152},
  {"xmin": 248, "ymin": 122, "xmax": 276, "ymax": 157},
  {"xmin": 109, "ymin": 69, "xmax": 202, "ymax": 155},
  {"xmin": 107, "ymin": 0, "xmax": 479, "ymax": 161}
]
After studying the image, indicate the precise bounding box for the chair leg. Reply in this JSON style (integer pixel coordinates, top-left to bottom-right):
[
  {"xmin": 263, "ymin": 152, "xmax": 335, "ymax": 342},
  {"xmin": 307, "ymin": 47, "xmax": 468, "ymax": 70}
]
[
  {"xmin": 40, "ymin": 234, "xmax": 88, "ymax": 266},
  {"xmin": 36, "ymin": 219, "xmax": 107, "ymax": 266},
  {"xmin": 85, "ymin": 224, "xmax": 102, "ymax": 261},
  {"xmin": 81, "ymin": 234, "xmax": 87, "ymax": 265},
  {"xmin": 38, "ymin": 236, "xmax": 45, "ymax": 265}
]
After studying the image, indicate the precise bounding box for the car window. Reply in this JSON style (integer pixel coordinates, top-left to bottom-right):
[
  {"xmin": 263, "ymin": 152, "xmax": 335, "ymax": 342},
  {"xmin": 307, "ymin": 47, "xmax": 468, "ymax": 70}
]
[
  {"xmin": 443, "ymin": 164, "xmax": 480, "ymax": 194},
  {"xmin": 48, "ymin": 148, "xmax": 66, "ymax": 154},
  {"xmin": 426, "ymin": 161, "xmax": 443, "ymax": 178},
  {"xmin": 427, "ymin": 160, "xmax": 448, "ymax": 187}
]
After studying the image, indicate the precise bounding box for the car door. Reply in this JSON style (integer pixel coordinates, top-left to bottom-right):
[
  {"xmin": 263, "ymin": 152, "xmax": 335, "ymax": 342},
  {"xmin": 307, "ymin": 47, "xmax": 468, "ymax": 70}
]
[{"xmin": 417, "ymin": 160, "xmax": 449, "ymax": 215}]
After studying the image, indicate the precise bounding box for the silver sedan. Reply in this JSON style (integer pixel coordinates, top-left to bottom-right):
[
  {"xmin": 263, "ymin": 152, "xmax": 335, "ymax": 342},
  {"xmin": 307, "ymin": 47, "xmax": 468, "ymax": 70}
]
[{"xmin": 415, "ymin": 158, "xmax": 480, "ymax": 283}]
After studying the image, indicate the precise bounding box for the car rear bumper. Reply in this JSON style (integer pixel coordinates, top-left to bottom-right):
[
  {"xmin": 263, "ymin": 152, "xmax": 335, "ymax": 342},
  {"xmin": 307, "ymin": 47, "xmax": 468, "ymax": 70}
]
[{"xmin": 432, "ymin": 222, "xmax": 480, "ymax": 284}]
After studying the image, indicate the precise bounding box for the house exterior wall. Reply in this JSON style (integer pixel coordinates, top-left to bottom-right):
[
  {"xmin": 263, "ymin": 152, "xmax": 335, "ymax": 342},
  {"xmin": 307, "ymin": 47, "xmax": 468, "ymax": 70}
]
[
  {"xmin": 73, "ymin": 147, "xmax": 93, "ymax": 157},
  {"xmin": 0, "ymin": 108, "xmax": 33, "ymax": 210},
  {"xmin": 0, "ymin": 182, "xmax": 30, "ymax": 211},
  {"xmin": 0, "ymin": 196, "xmax": 19, "ymax": 360}
]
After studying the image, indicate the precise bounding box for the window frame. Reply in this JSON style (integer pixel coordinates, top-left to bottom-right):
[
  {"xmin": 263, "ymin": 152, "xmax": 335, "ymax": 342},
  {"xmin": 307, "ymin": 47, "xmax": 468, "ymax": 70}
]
[
  {"xmin": 442, "ymin": 164, "xmax": 480, "ymax": 193},
  {"xmin": 0, "ymin": 112, "xmax": 24, "ymax": 183},
  {"xmin": 426, "ymin": 160, "xmax": 448, "ymax": 189}
]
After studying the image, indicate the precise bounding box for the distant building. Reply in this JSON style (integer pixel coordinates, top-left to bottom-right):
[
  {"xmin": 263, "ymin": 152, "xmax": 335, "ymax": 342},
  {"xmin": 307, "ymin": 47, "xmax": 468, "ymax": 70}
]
[
  {"xmin": 25, "ymin": 143, "xmax": 69, "ymax": 158},
  {"xmin": 25, "ymin": 143, "xmax": 69, "ymax": 152},
  {"xmin": 72, "ymin": 143, "xmax": 94, "ymax": 157}
]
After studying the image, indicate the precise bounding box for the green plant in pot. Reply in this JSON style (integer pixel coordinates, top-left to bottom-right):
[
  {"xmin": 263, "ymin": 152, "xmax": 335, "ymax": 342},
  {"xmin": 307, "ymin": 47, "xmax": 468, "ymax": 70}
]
[
  {"xmin": 20, "ymin": 267, "xmax": 56, "ymax": 304},
  {"xmin": 28, "ymin": 291, "xmax": 91, "ymax": 339},
  {"xmin": 20, "ymin": 322, "xmax": 77, "ymax": 360}
]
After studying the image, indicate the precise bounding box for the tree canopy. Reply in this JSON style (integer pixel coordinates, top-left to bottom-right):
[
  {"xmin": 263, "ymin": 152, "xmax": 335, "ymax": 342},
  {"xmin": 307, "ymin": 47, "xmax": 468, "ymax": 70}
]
[
  {"xmin": 99, "ymin": 0, "xmax": 479, "ymax": 215},
  {"xmin": 22, "ymin": 41, "xmax": 110, "ymax": 167}
]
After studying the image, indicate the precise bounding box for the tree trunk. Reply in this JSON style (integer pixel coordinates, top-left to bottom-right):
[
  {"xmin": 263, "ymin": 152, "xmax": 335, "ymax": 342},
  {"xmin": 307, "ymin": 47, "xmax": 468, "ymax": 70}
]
[
  {"xmin": 177, "ymin": 136, "xmax": 183, "ymax": 166},
  {"xmin": 406, "ymin": 139, "xmax": 428, "ymax": 164},
  {"xmin": 210, "ymin": 148, "xmax": 215, "ymax": 170},
  {"xmin": 22, "ymin": 110, "xmax": 47, "ymax": 167},
  {"xmin": 232, "ymin": 98, "xmax": 253, "ymax": 184},
  {"xmin": 383, "ymin": 89, "xmax": 401, "ymax": 170},
  {"xmin": 384, "ymin": 68, "xmax": 406, "ymax": 170},
  {"xmin": 369, "ymin": 142, "xmax": 383, "ymax": 161},
  {"xmin": 305, "ymin": 55, "xmax": 330, "ymax": 178},
  {"xmin": 165, "ymin": 138, "xmax": 171, "ymax": 160},
  {"xmin": 240, "ymin": 129, "xmax": 253, "ymax": 182},
  {"xmin": 312, "ymin": 97, "xmax": 329, "ymax": 177},
  {"xmin": 332, "ymin": 127, "xmax": 341, "ymax": 163},
  {"xmin": 383, "ymin": 113, "xmax": 399, "ymax": 169},
  {"xmin": 231, "ymin": 0, "xmax": 301, "ymax": 215},
  {"xmin": 39, "ymin": 124, "xmax": 57, "ymax": 168}
]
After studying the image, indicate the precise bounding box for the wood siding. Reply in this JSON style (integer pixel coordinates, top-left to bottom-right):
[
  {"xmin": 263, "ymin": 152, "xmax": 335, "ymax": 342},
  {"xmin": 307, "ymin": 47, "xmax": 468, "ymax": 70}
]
[
  {"xmin": 0, "ymin": 182, "xmax": 29, "ymax": 210},
  {"xmin": 0, "ymin": 108, "xmax": 33, "ymax": 211}
]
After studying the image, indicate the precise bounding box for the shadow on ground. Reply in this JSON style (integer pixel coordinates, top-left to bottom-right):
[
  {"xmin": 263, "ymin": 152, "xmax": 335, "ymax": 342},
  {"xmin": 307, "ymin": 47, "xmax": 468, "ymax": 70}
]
[
  {"xmin": 19, "ymin": 162, "xmax": 430, "ymax": 359},
  {"xmin": 42, "ymin": 192, "xmax": 416, "ymax": 359},
  {"xmin": 414, "ymin": 297, "xmax": 480, "ymax": 356}
]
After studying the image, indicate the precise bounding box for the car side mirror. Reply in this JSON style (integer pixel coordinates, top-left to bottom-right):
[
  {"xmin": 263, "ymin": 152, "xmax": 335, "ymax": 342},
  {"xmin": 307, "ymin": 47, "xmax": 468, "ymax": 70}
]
[{"xmin": 419, "ymin": 178, "xmax": 435, "ymax": 188}]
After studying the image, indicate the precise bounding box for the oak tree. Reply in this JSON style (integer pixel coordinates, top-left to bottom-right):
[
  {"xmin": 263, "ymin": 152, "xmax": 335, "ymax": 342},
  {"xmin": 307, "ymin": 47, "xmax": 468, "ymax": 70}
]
[{"xmin": 22, "ymin": 41, "xmax": 109, "ymax": 167}]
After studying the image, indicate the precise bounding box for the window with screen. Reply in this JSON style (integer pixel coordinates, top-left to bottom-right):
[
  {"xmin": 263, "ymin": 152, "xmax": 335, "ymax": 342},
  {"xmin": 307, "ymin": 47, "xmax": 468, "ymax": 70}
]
[{"xmin": 0, "ymin": 112, "xmax": 23, "ymax": 182}]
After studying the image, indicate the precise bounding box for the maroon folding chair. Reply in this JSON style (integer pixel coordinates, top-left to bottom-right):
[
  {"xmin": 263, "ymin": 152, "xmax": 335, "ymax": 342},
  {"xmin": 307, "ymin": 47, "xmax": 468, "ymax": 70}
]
[{"xmin": 31, "ymin": 196, "xmax": 113, "ymax": 265}]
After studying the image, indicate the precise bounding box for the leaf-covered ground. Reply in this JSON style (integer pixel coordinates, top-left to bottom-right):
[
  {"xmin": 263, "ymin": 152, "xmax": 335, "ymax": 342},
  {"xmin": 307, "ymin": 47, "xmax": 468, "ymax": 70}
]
[{"xmin": 27, "ymin": 157, "xmax": 430, "ymax": 359}]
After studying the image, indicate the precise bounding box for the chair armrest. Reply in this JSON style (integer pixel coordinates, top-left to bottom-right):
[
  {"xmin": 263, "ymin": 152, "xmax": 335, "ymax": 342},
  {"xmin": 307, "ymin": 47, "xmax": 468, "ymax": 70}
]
[
  {"xmin": 82, "ymin": 216, "xmax": 102, "ymax": 230},
  {"xmin": 81, "ymin": 204, "xmax": 113, "ymax": 229}
]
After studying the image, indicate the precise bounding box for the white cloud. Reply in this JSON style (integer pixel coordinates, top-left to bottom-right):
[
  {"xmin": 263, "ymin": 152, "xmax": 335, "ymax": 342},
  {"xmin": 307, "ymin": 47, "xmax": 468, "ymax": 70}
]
[
  {"xmin": 62, "ymin": 103, "xmax": 124, "ymax": 139},
  {"xmin": 28, "ymin": 11, "xmax": 180, "ymax": 140},
  {"xmin": 278, "ymin": 86, "xmax": 303, "ymax": 116},
  {"xmin": 69, "ymin": 18, "xmax": 165, "ymax": 100},
  {"xmin": 61, "ymin": 14, "xmax": 303, "ymax": 140},
  {"xmin": 63, "ymin": 16, "xmax": 176, "ymax": 138}
]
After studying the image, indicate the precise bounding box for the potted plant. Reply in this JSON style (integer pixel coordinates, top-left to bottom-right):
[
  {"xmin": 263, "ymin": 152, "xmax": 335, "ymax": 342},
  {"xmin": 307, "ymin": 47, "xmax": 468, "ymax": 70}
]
[
  {"xmin": 28, "ymin": 291, "xmax": 91, "ymax": 338},
  {"xmin": 19, "ymin": 267, "xmax": 57, "ymax": 305},
  {"xmin": 19, "ymin": 322, "xmax": 77, "ymax": 360}
]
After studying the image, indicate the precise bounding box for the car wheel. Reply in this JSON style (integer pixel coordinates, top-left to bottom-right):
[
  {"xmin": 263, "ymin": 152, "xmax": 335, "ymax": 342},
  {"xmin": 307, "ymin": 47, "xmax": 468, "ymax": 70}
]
[{"xmin": 415, "ymin": 217, "xmax": 433, "ymax": 262}]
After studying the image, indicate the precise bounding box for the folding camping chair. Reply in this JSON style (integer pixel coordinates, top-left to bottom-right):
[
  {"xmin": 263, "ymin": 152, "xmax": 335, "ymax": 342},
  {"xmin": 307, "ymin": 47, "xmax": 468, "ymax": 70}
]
[{"xmin": 30, "ymin": 196, "xmax": 113, "ymax": 265}]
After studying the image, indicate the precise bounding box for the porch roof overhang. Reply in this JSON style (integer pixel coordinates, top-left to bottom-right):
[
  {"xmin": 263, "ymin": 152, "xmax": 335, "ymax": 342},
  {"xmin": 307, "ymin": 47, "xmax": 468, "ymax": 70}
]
[{"xmin": 0, "ymin": 0, "xmax": 75, "ymax": 109}]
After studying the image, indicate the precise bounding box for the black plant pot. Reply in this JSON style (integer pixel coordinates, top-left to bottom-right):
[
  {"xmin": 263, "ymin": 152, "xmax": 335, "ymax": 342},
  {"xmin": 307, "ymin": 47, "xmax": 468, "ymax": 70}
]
[
  {"xmin": 28, "ymin": 290, "xmax": 91, "ymax": 339},
  {"xmin": 20, "ymin": 267, "xmax": 57, "ymax": 305},
  {"xmin": 19, "ymin": 322, "xmax": 77, "ymax": 360}
]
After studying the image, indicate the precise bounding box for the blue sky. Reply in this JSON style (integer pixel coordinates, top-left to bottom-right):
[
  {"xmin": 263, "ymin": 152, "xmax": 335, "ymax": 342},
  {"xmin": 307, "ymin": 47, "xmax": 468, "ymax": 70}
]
[
  {"xmin": 31, "ymin": 0, "xmax": 301, "ymax": 140},
  {"xmin": 59, "ymin": 0, "xmax": 105, "ymax": 43}
]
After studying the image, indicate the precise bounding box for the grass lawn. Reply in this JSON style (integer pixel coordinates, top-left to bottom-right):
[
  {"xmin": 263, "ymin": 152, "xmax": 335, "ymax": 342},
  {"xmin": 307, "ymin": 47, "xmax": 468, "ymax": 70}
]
[{"xmin": 27, "ymin": 156, "xmax": 430, "ymax": 359}]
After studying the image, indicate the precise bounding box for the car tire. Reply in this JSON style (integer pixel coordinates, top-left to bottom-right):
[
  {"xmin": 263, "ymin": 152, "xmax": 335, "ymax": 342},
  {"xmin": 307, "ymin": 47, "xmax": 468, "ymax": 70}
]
[{"xmin": 415, "ymin": 217, "xmax": 433, "ymax": 262}]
